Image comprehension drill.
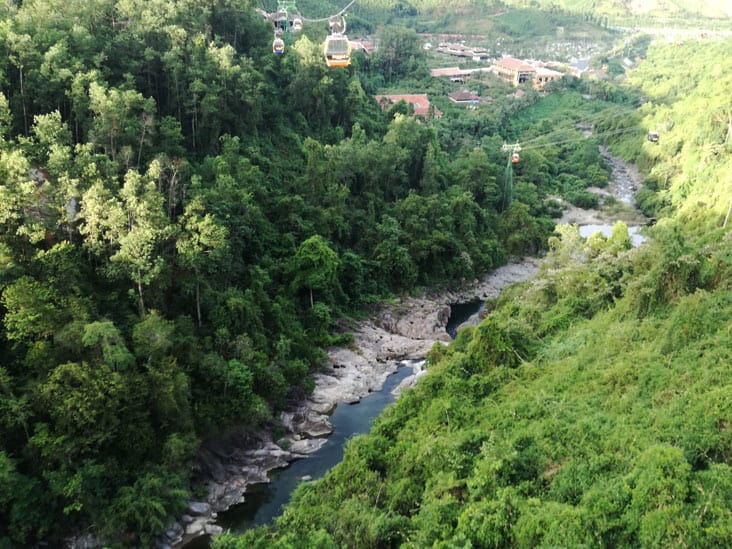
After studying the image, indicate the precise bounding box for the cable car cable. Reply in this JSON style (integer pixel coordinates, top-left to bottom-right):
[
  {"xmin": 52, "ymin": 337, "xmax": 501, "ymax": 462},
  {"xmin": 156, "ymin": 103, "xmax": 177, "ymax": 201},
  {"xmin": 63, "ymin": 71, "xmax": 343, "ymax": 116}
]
[{"xmin": 301, "ymin": 0, "xmax": 357, "ymax": 23}]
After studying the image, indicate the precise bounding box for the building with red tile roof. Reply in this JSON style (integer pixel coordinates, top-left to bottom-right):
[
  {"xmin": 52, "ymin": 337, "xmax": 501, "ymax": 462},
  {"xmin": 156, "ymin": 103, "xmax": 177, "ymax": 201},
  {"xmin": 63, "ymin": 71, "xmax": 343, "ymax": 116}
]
[
  {"xmin": 448, "ymin": 90, "xmax": 480, "ymax": 105},
  {"xmin": 374, "ymin": 94, "xmax": 443, "ymax": 119},
  {"xmin": 534, "ymin": 66, "xmax": 564, "ymax": 89},
  {"xmin": 494, "ymin": 57, "xmax": 536, "ymax": 86}
]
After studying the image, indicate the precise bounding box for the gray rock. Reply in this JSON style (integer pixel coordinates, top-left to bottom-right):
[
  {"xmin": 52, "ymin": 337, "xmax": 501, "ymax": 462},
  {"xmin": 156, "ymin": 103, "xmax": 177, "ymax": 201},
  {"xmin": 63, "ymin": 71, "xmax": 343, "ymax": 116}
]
[
  {"xmin": 163, "ymin": 523, "xmax": 183, "ymax": 540},
  {"xmin": 187, "ymin": 501, "xmax": 211, "ymax": 515},
  {"xmin": 289, "ymin": 438, "xmax": 328, "ymax": 454},
  {"xmin": 205, "ymin": 524, "xmax": 224, "ymax": 535},
  {"xmin": 185, "ymin": 518, "xmax": 208, "ymax": 536}
]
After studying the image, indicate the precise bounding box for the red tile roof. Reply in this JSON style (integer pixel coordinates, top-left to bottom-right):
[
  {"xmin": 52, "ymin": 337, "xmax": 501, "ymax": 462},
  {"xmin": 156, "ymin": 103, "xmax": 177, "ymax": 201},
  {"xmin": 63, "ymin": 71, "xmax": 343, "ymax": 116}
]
[
  {"xmin": 495, "ymin": 57, "xmax": 535, "ymax": 72},
  {"xmin": 374, "ymin": 94, "xmax": 443, "ymax": 118},
  {"xmin": 430, "ymin": 67, "xmax": 464, "ymax": 77},
  {"xmin": 448, "ymin": 90, "xmax": 480, "ymax": 102}
]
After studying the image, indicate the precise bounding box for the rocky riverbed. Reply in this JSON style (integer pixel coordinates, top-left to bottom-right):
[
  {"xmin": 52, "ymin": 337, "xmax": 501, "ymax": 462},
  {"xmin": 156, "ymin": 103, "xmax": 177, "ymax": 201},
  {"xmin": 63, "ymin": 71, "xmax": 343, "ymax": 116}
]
[
  {"xmin": 164, "ymin": 260, "xmax": 539, "ymax": 548},
  {"xmin": 557, "ymin": 145, "xmax": 647, "ymax": 227},
  {"xmin": 164, "ymin": 146, "xmax": 644, "ymax": 548}
]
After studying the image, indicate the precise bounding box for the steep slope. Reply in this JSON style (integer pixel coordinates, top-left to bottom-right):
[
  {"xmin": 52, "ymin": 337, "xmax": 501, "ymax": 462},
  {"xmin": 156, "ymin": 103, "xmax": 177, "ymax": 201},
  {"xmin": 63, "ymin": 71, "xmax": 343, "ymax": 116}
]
[{"xmin": 217, "ymin": 35, "xmax": 732, "ymax": 548}]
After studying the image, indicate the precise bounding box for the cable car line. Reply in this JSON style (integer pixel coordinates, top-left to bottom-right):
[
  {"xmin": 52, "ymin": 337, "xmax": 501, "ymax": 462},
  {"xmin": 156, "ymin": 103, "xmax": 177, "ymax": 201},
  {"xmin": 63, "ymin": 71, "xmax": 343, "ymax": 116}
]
[
  {"xmin": 301, "ymin": 0, "xmax": 357, "ymax": 23},
  {"xmin": 500, "ymin": 123, "xmax": 648, "ymax": 211},
  {"xmin": 517, "ymin": 125, "xmax": 644, "ymax": 151},
  {"xmin": 259, "ymin": 0, "xmax": 356, "ymax": 67},
  {"xmin": 509, "ymin": 106, "xmax": 636, "ymax": 149}
]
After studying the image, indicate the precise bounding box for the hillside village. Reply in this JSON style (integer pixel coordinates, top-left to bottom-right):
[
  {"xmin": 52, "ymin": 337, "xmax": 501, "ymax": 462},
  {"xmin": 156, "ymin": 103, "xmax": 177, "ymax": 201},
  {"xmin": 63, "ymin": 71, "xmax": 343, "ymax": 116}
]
[
  {"xmin": 349, "ymin": 28, "xmax": 607, "ymax": 120},
  {"xmin": 370, "ymin": 45, "xmax": 586, "ymax": 119}
]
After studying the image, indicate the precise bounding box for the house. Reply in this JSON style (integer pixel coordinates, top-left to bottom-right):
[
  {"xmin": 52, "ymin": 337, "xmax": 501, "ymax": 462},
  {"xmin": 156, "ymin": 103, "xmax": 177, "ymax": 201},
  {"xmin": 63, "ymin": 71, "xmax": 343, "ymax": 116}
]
[
  {"xmin": 431, "ymin": 66, "xmax": 464, "ymax": 78},
  {"xmin": 349, "ymin": 37, "xmax": 377, "ymax": 55},
  {"xmin": 494, "ymin": 57, "xmax": 535, "ymax": 86},
  {"xmin": 430, "ymin": 66, "xmax": 493, "ymax": 83},
  {"xmin": 374, "ymin": 94, "xmax": 443, "ymax": 119},
  {"xmin": 448, "ymin": 90, "xmax": 480, "ymax": 106},
  {"xmin": 436, "ymin": 43, "xmax": 490, "ymax": 61},
  {"xmin": 534, "ymin": 67, "xmax": 563, "ymax": 89}
]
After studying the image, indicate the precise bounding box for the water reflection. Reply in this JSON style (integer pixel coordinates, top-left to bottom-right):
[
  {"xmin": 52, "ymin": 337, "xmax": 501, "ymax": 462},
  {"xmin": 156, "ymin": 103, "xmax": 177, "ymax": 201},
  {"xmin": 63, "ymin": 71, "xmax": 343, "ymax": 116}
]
[{"xmin": 578, "ymin": 224, "xmax": 646, "ymax": 247}]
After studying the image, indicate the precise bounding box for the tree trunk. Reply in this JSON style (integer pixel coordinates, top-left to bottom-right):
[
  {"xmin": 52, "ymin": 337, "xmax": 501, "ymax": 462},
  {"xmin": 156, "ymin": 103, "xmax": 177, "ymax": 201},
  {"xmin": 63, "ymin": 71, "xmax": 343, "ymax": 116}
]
[
  {"xmin": 196, "ymin": 281, "xmax": 202, "ymax": 327},
  {"xmin": 137, "ymin": 269, "xmax": 146, "ymax": 316},
  {"xmin": 19, "ymin": 66, "xmax": 28, "ymax": 134}
]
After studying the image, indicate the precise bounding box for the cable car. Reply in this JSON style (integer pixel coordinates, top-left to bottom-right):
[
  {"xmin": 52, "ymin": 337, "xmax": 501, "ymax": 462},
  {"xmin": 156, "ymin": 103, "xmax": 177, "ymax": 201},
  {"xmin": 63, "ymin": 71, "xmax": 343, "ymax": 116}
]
[
  {"xmin": 324, "ymin": 34, "xmax": 351, "ymax": 67},
  {"xmin": 511, "ymin": 152, "xmax": 520, "ymax": 163},
  {"xmin": 647, "ymin": 131, "xmax": 659, "ymax": 143},
  {"xmin": 273, "ymin": 37, "xmax": 285, "ymax": 55},
  {"xmin": 292, "ymin": 16, "xmax": 303, "ymax": 31}
]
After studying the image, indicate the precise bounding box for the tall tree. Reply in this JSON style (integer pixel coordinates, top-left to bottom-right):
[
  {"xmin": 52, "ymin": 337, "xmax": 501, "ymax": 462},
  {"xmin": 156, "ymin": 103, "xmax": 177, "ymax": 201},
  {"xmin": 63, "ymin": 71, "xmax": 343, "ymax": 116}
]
[
  {"xmin": 175, "ymin": 196, "xmax": 228, "ymax": 326},
  {"xmin": 291, "ymin": 235, "xmax": 339, "ymax": 309}
]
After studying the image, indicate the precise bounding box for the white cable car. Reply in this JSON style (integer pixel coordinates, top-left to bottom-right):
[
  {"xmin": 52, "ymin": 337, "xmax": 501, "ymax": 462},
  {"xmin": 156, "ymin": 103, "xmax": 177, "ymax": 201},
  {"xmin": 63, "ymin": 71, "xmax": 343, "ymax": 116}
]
[{"xmin": 273, "ymin": 37, "xmax": 285, "ymax": 55}]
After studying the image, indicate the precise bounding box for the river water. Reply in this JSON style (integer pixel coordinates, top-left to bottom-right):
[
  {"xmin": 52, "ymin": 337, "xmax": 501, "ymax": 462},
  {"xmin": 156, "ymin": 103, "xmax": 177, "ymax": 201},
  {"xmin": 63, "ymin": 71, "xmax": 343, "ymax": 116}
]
[
  {"xmin": 446, "ymin": 300, "xmax": 484, "ymax": 338},
  {"xmin": 186, "ymin": 361, "xmax": 418, "ymax": 546},
  {"xmin": 578, "ymin": 223, "xmax": 646, "ymax": 246}
]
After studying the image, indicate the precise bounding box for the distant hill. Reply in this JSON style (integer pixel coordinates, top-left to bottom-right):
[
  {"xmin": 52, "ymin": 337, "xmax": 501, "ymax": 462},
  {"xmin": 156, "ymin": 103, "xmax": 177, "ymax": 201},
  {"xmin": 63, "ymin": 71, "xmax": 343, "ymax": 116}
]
[
  {"xmin": 477, "ymin": 0, "xmax": 731, "ymax": 19},
  {"xmin": 324, "ymin": 0, "xmax": 732, "ymax": 20}
]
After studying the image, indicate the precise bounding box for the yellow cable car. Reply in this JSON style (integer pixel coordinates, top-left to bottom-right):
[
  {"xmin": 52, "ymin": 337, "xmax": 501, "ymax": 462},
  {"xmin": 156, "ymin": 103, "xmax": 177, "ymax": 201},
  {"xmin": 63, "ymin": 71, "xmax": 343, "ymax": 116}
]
[
  {"xmin": 273, "ymin": 37, "xmax": 285, "ymax": 55},
  {"xmin": 324, "ymin": 34, "xmax": 351, "ymax": 68}
]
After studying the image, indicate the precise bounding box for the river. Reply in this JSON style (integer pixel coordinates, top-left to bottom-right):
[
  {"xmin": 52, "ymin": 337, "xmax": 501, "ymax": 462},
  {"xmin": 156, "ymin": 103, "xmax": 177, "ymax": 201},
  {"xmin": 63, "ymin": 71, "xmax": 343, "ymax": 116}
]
[
  {"xmin": 182, "ymin": 361, "xmax": 420, "ymax": 547},
  {"xmin": 174, "ymin": 148, "xmax": 645, "ymax": 548},
  {"xmin": 181, "ymin": 300, "xmax": 485, "ymax": 547}
]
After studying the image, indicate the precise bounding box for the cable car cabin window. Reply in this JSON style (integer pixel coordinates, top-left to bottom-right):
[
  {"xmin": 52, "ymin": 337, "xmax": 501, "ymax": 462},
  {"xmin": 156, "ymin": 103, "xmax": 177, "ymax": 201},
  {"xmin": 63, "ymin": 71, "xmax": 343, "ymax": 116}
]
[{"xmin": 326, "ymin": 37, "xmax": 349, "ymax": 54}]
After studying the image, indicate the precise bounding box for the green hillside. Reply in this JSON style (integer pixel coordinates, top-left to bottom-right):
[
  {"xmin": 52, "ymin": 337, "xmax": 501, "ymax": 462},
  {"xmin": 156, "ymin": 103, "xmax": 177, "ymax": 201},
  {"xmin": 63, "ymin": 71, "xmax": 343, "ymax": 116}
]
[
  {"xmin": 339, "ymin": 0, "xmax": 732, "ymax": 25},
  {"xmin": 2, "ymin": 0, "xmax": 731, "ymax": 546},
  {"xmin": 0, "ymin": 0, "xmax": 637, "ymax": 546},
  {"xmin": 503, "ymin": 0, "xmax": 732, "ymax": 19},
  {"xmin": 217, "ymin": 34, "xmax": 732, "ymax": 549}
]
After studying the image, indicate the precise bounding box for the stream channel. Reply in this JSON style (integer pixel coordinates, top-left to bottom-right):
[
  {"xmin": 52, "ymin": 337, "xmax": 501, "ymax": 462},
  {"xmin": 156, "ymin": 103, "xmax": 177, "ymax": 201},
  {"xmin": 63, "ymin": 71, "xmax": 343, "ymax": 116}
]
[
  {"xmin": 215, "ymin": 360, "xmax": 418, "ymax": 533},
  {"xmin": 180, "ymin": 147, "xmax": 646, "ymax": 548},
  {"xmin": 183, "ymin": 310, "xmax": 476, "ymax": 548}
]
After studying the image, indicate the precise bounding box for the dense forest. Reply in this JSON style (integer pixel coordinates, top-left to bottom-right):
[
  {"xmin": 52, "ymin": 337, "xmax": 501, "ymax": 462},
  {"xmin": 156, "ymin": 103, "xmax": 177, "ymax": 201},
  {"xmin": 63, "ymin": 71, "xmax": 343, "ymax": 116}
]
[
  {"xmin": 215, "ymin": 35, "xmax": 732, "ymax": 548},
  {"xmin": 0, "ymin": 0, "xmax": 642, "ymax": 546}
]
